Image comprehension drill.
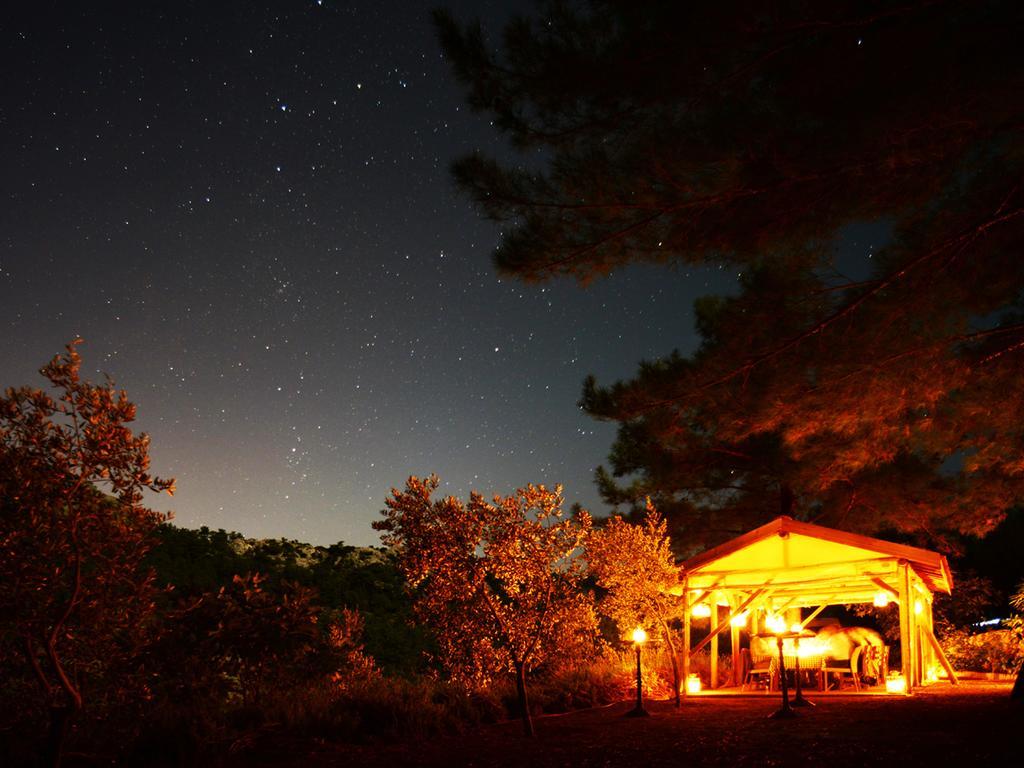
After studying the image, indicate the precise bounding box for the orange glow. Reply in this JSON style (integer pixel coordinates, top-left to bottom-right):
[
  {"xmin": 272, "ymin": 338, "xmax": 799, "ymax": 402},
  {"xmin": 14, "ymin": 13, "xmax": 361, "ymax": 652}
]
[
  {"xmin": 886, "ymin": 675, "xmax": 907, "ymax": 694},
  {"xmin": 765, "ymin": 614, "xmax": 787, "ymax": 634},
  {"xmin": 873, "ymin": 592, "xmax": 890, "ymax": 607},
  {"xmin": 686, "ymin": 674, "xmax": 702, "ymax": 694},
  {"xmin": 730, "ymin": 611, "xmax": 749, "ymax": 628},
  {"xmin": 914, "ymin": 599, "xmax": 923, "ymax": 614},
  {"xmin": 691, "ymin": 602, "xmax": 712, "ymax": 619},
  {"xmin": 631, "ymin": 626, "xmax": 648, "ymax": 645},
  {"xmin": 789, "ymin": 622, "xmax": 803, "ymax": 634}
]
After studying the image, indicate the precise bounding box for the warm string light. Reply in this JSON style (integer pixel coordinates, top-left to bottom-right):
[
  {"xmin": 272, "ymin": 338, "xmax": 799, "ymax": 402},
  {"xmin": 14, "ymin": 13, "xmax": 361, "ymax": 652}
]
[{"xmin": 691, "ymin": 602, "xmax": 712, "ymax": 619}]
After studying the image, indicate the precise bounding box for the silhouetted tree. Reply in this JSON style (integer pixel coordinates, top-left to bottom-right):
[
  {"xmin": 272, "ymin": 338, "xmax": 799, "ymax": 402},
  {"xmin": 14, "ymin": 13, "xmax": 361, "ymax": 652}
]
[
  {"xmin": 0, "ymin": 341, "xmax": 174, "ymax": 766},
  {"xmin": 438, "ymin": 1, "xmax": 1024, "ymax": 549}
]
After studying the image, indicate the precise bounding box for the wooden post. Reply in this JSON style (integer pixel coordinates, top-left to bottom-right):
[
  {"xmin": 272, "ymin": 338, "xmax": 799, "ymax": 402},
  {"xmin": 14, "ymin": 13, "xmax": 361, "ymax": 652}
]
[
  {"xmin": 682, "ymin": 577, "xmax": 691, "ymax": 699},
  {"xmin": 898, "ymin": 560, "xmax": 913, "ymax": 692},
  {"xmin": 730, "ymin": 595, "xmax": 742, "ymax": 687},
  {"xmin": 710, "ymin": 603, "xmax": 719, "ymax": 689}
]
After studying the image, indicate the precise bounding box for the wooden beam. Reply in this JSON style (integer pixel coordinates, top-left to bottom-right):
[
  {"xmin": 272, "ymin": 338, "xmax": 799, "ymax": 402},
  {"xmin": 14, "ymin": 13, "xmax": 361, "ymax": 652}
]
[
  {"xmin": 922, "ymin": 624, "xmax": 959, "ymax": 684},
  {"xmin": 898, "ymin": 560, "xmax": 914, "ymax": 691},
  {"xmin": 695, "ymin": 569, "xmax": 903, "ymax": 593},
  {"xmin": 792, "ymin": 603, "xmax": 828, "ymax": 631},
  {"xmin": 692, "ymin": 557, "xmax": 899, "ymax": 580},
  {"xmin": 692, "ymin": 588, "xmax": 769, "ymax": 656},
  {"xmin": 682, "ymin": 575, "xmax": 691, "ymax": 698},
  {"xmin": 687, "ymin": 577, "xmax": 724, "ymax": 607},
  {"xmin": 870, "ymin": 576, "xmax": 899, "ymax": 597},
  {"xmin": 710, "ymin": 603, "xmax": 719, "ymax": 689}
]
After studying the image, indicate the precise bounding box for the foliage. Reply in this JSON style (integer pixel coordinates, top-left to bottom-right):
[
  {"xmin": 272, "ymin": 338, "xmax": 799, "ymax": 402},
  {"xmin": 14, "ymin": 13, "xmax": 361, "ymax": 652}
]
[
  {"xmin": 374, "ymin": 475, "xmax": 598, "ymax": 735},
  {"xmin": 147, "ymin": 524, "xmax": 431, "ymax": 674},
  {"xmin": 940, "ymin": 627, "xmax": 1024, "ymax": 676},
  {"xmin": 439, "ymin": 1, "xmax": 1024, "ymax": 553},
  {"xmin": 160, "ymin": 574, "xmax": 369, "ymax": 707},
  {"xmin": 586, "ymin": 502, "xmax": 684, "ymax": 702},
  {"xmin": 0, "ymin": 341, "xmax": 173, "ymax": 764}
]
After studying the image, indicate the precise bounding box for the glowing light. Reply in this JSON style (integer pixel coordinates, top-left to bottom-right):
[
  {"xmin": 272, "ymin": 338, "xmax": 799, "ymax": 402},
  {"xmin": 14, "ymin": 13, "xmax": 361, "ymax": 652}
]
[
  {"xmin": 691, "ymin": 602, "xmax": 712, "ymax": 619},
  {"xmin": 885, "ymin": 675, "xmax": 907, "ymax": 694},
  {"xmin": 914, "ymin": 600, "xmax": 923, "ymax": 615},
  {"xmin": 632, "ymin": 626, "xmax": 648, "ymax": 645},
  {"xmin": 798, "ymin": 639, "xmax": 827, "ymax": 658},
  {"xmin": 730, "ymin": 611, "xmax": 749, "ymax": 628},
  {"xmin": 789, "ymin": 622, "xmax": 803, "ymax": 634},
  {"xmin": 686, "ymin": 674, "xmax": 702, "ymax": 694},
  {"xmin": 765, "ymin": 614, "xmax": 787, "ymax": 634},
  {"xmin": 874, "ymin": 592, "xmax": 890, "ymax": 607}
]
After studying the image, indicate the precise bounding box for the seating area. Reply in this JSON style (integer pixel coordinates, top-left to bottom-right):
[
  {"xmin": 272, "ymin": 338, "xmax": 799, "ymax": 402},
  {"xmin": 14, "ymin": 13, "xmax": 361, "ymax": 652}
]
[{"xmin": 741, "ymin": 638, "xmax": 891, "ymax": 693}]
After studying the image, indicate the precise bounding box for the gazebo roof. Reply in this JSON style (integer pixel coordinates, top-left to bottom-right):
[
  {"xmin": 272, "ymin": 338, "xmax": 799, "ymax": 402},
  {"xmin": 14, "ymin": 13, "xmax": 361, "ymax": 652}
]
[{"xmin": 680, "ymin": 516, "xmax": 952, "ymax": 606}]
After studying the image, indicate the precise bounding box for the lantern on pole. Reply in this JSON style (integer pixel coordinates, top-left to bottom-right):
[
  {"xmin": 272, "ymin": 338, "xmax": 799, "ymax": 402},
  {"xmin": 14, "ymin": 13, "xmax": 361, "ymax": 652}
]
[{"xmin": 626, "ymin": 627, "xmax": 650, "ymax": 717}]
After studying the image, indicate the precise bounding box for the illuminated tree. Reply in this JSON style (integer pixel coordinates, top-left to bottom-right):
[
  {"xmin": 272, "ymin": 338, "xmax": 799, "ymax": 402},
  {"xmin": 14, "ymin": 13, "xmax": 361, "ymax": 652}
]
[
  {"xmin": 587, "ymin": 501, "xmax": 683, "ymax": 704},
  {"xmin": 0, "ymin": 341, "xmax": 174, "ymax": 765},
  {"xmin": 438, "ymin": 2, "xmax": 1024, "ymax": 551},
  {"xmin": 374, "ymin": 476, "xmax": 596, "ymax": 736}
]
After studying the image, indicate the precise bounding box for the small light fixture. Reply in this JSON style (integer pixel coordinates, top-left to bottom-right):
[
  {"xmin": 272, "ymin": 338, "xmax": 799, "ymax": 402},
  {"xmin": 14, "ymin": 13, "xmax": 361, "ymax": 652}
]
[
  {"xmin": 686, "ymin": 673, "xmax": 702, "ymax": 694},
  {"xmin": 691, "ymin": 602, "xmax": 712, "ymax": 619},
  {"xmin": 765, "ymin": 614, "xmax": 786, "ymax": 634},
  {"xmin": 874, "ymin": 592, "xmax": 890, "ymax": 608},
  {"xmin": 914, "ymin": 599, "xmax": 923, "ymax": 615},
  {"xmin": 885, "ymin": 674, "xmax": 907, "ymax": 694},
  {"xmin": 632, "ymin": 626, "xmax": 648, "ymax": 645}
]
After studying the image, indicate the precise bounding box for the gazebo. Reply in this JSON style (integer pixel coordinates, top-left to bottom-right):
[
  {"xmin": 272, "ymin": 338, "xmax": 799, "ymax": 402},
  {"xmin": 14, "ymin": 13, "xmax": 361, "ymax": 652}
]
[{"xmin": 677, "ymin": 516, "xmax": 957, "ymax": 694}]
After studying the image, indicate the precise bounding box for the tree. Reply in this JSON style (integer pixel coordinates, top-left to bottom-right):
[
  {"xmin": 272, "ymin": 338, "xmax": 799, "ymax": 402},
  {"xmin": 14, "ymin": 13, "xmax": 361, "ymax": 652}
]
[
  {"xmin": 161, "ymin": 574, "xmax": 369, "ymax": 711},
  {"xmin": 0, "ymin": 341, "xmax": 174, "ymax": 766},
  {"xmin": 437, "ymin": 1, "xmax": 1024, "ymax": 550},
  {"xmin": 586, "ymin": 501, "xmax": 683, "ymax": 704},
  {"xmin": 374, "ymin": 476, "xmax": 596, "ymax": 736}
]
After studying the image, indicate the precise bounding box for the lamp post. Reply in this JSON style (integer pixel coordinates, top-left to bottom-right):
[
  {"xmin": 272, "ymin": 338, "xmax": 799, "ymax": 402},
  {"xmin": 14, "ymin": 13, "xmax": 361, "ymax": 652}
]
[
  {"xmin": 769, "ymin": 630, "xmax": 798, "ymax": 719},
  {"xmin": 790, "ymin": 626, "xmax": 815, "ymax": 708},
  {"xmin": 626, "ymin": 626, "xmax": 650, "ymax": 717}
]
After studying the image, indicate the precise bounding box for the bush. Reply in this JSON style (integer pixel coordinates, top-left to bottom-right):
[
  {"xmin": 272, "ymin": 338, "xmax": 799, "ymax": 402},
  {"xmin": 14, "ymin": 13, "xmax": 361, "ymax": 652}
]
[{"xmin": 940, "ymin": 625, "xmax": 1024, "ymax": 675}]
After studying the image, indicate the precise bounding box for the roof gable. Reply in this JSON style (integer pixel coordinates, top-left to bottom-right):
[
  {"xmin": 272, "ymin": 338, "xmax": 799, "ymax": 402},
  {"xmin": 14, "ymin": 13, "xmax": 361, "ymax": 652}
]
[{"xmin": 682, "ymin": 516, "xmax": 952, "ymax": 596}]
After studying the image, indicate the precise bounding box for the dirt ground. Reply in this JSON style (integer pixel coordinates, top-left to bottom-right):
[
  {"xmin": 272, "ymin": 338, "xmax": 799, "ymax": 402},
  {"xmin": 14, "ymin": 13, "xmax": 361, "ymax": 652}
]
[{"xmin": 238, "ymin": 681, "xmax": 1018, "ymax": 768}]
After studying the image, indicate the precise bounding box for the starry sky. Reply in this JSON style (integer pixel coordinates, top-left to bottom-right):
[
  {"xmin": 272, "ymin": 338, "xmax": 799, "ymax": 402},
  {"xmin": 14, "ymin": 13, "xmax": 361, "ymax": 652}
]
[{"xmin": 0, "ymin": 0, "xmax": 746, "ymax": 546}]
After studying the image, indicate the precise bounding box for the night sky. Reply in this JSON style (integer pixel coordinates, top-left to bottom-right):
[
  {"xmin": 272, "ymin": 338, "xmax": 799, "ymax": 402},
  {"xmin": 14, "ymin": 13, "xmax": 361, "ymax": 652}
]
[{"xmin": 1, "ymin": 1, "xmax": 744, "ymax": 546}]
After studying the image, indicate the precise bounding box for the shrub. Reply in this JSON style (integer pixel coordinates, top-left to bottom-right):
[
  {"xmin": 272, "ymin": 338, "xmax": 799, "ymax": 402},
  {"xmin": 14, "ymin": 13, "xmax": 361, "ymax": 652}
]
[{"xmin": 940, "ymin": 625, "xmax": 1024, "ymax": 675}]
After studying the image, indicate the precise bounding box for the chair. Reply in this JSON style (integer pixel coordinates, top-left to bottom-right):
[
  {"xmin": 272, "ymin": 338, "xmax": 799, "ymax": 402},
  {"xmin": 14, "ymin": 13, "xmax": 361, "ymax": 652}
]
[
  {"xmin": 821, "ymin": 645, "xmax": 863, "ymax": 691},
  {"xmin": 861, "ymin": 645, "xmax": 889, "ymax": 685},
  {"xmin": 744, "ymin": 650, "xmax": 775, "ymax": 691}
]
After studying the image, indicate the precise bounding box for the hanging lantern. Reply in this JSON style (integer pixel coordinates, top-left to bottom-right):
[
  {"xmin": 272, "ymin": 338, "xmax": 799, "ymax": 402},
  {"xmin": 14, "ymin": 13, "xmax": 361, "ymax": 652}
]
[{"xmin": 686, "ymin": 673, "xmax": 702, "ymax": 694}]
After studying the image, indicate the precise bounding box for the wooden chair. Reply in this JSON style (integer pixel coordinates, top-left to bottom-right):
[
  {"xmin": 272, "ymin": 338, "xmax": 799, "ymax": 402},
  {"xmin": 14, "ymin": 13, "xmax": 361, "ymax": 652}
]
[
  {"xmin": 861, "ymin": 645, "xmax": 889, "ymax": 686},
  {"xmin": 821, "ymin": 645, "xmax": 863, "ymax": 691},
  {"xmin": 744, "ymin": 652, "xmax": 775, "ymax": 691}
]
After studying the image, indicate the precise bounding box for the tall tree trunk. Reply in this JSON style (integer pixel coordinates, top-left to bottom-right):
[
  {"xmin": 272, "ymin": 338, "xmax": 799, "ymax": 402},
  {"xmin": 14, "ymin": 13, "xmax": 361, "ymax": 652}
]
[
  {"xmin": 513, "ymin": 661, "xmax": 535, "ymax": 736},
  {"xmin": 660, "ymin": 622, "xmax": 681, "ymax": 707},
  {"xmin": 1012, "ymin": 661, "xmax": 1024, "ymax": 700}
]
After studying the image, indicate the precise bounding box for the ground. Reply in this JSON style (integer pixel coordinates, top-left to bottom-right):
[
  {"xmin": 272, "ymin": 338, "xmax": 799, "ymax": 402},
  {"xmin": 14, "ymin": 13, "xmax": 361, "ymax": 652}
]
[{"xmin": 237, "ymin": 682, "xmax": 1017, "ymax": 767}]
